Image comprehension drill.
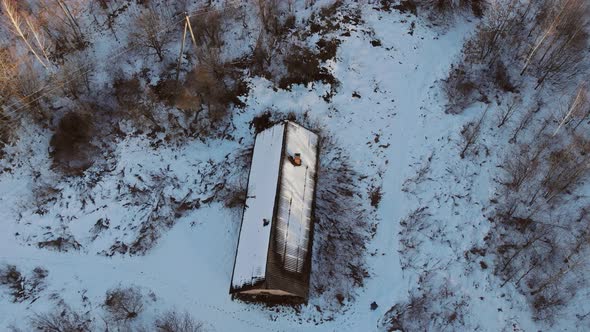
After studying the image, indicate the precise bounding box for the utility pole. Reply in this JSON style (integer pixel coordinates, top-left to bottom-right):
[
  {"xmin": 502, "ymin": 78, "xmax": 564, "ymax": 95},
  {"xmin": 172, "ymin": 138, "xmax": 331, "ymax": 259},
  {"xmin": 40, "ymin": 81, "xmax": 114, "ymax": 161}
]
[
  {"xmin": 185, "ymin": 13, "xmax": 198, "ymax": 47},
  {"xmin": 176, "ymin": 13, "xmax": 199, "ymax": 82},
  {"xmin": 176, "ymin": 19, "xmax": 188, "ymax": 82}
]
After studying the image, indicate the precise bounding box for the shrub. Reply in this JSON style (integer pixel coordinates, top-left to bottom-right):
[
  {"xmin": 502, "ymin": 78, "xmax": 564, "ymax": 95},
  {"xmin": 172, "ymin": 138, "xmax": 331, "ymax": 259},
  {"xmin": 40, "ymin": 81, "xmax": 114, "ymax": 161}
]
[
  {"xmin": 113, "ymin": 75, "xmax": 162, "ymax": 131},
  {"xmin": 442, "ymin": 63, "xmax": 483, "ymax": 114},
  {"xmin": 50, "ymin": 111, "xmax": 94, "ymax": 174},
  {"xmin": 0, "ymin": 265, "xmax": 48, "ymax": 303},
  {"xmin": 104, "ymin": 286, "xmax": 144, "ymax": 321},
  {"xmin": 180, "ymin": 61, "xmax": 249, "ymax": 135},
  {"xmin": 220, "ymin": 184, "xmax": 247, "ymax": 209},
  {"xmin": 30, "ymin": 306, "xmax": 91, "ymax": 332},
  {"xmin": 189, "ymin": 10, "xmax": 225, "ymax": 50},
  {"xmin": 249, "ymin": 111, "xmax": 274, "ymax": 134},
  {"xmin": 114, "ymin": 76, "xmax": 144, "ymax": 109},
  {"xmin": 492, "ymin": 60, "xmax": 516, "ymax": 93},
  {"xmin": 380, "ymin": 271, "xmax": 469, "ymax": 331},
  {"xmin": 414, "ymin": 0, "xmax": 486, "ymax": 20},
  {"xmin": 155, "ymin": 311, "xmax": 205, "ymax": 332},
  {"xmin": 279, "ymin": 45, "xmax": 338, "ymax": 91},
  {"xmin": 316, "ymin": 38, "xmax": 340, "ymax": 62},
  {"xmin": 38, "ymin": 236, "xmax": 81, "ymax": 252},
  {"xmin": 184, "ymin": 64, "xmax": 229, "ymax": 123}
]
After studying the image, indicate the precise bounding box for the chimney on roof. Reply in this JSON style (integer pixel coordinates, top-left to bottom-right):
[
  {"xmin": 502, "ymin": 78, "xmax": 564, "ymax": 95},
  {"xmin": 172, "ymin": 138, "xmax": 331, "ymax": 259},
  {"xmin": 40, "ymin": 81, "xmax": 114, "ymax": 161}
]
[{"xmin": 293, "ymin": 153, "xmax": 302, "ymax": 166}]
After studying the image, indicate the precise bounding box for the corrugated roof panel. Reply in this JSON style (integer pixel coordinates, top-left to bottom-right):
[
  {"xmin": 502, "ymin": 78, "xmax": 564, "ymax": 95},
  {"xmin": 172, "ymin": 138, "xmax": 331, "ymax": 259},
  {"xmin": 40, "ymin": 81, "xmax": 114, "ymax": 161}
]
[{"xmin": 274, "ymin": 122, "xmax": 319, "ymax": 274}]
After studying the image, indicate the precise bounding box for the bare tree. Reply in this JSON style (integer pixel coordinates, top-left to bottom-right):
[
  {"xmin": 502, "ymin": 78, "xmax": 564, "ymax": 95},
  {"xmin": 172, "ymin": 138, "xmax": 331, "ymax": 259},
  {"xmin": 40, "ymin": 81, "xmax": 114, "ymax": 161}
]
[
  {"xmin": 1, "ymin": 0, "xmax": 49, "ymax": 68},
  {"xmin": 0, "ymin": 47, "xmax": 18, "ymax": 102},
  {"xmin": 502, "ymin": 144, "xmax": 541, "ymax": 190},
  {"xmin": 497, "ymin": 95, "xmax": 521, "ymax": 128},
  {"xmin": 553, "ymin": 83, "xmax": 589, "ymax": 136},
  {"xmin": 54, "ymin": 0, "xmax": 84, "ymax": 43},
  {"xmin": 57, "ymin": 51, "xmax": 93, "ymax": 99},
  {"xmin": 472, "ymin": 0, "xmax": 520, "ymax": 61},
  {"xmin": 510, "ymin": 102, "xmax": 540, "ymax": 143},
  {"xmin": 129, "ymin": 7, "xmax": 173, "ymax": 62},
  {"xmin": 521, "ymin": 0, "xmax": 589, "ymax": 89},
  {"xmin": 459, "ymin": 105, "xmax": 488, "ymax": 158}
]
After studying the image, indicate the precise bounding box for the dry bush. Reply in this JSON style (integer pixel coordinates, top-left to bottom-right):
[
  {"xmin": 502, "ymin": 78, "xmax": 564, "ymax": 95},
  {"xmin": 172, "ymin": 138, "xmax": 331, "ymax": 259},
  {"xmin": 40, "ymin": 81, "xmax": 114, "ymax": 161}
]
[
  {"xmin": 38, "ymin": 236, "xmax": 81, "ymax": 252},
  {"xmin": 58, "ymin": 51, "xmax": 93, "ymax": 99},
  {"xmin": 316, "ymin": 38, "xmax": 340, "ymax": 62},
  {"xmin": 279, "ymin": 45, "xmax": 338, "ymax": 90},
  {"xmin": 104, "ymin": 286, "xmax": 144, "ymax": 322},
  {"xmin": 249, "ymin": 110, "xmax": 274, "ymax": 134},
  {"xmin": 380, "ymin": 270, "xmax": 470, "ymax": 331},
  {"xmin": 219, "ymin": 183, "xmax": 248, "ymax": 209},
  {"xmin": 185, "ymin": 64, "xmax": 229, "ymax": 122},
  {"xmin": 30, "ymin": 306, "xmax": 91, "ymax": 332},
  {"xmin": 0, "ymin": 265, "xmax": 47, "ymax": 303},
  {"xmin": 256, "ymin": 0, "xmax": 294, "ymax": 37},
  {"xmin": 307, "ymin": 0, "xmax": 351, "ymax": 35},
  {"xmin": 177, "ymin": 61, "xmax": 248, "ymax": 136},
  {"xmin": 398, "ymin": 206, "xmax": 434, "ymax": 270},
  {"xmin": 189, "ymin": 10, "xmax": 225, "ymax": 50},
  {"xmin": 413, "ymin": 0, "xmax": 487, "ymax": 22},
  {"xmin": 154, "ymin": 311, "xmax": 205, "ymax": 332},
  {"xmin": 248, "ymin": 2, "xmax": 342, "ymax": 93},
  {"xmin": 150, "ymin": 76, "xmax": 180, "ymax": 107},
  {"xmin": 492, "ymin": 60, "xmax": 516, "ymax": 93},
  {"xmin": 188, "ymin": 6, "xmax": 242, "ymax": 66},
  {"xmin": 50, "ymin": 110, "xmax": 95, "ymax": 175},
  {"xmin": 12, "ymin": 62, "xmax": 48, "ymax": 123},
  {"xmin": 249, "ymin": 3, "xmax": 297, "ymax": 78},
  {"xmin": 0, "ymin": 47, "xmax": 18, "ymax": 102},
  {"xmin": 0, "ymin": 49, "xmax": 18, "ymax": 147},
  {"xmin": 251, "ymin": 30, "xmax": 279, "ymax": 78},
  {"xmin": 113, "ymin": 75, "xmax": 163, "ymax": 131},
  {"xmin": 114, "ymin": 76, "xmax": 144, "ymax": 109},
  {"xmin": 443, "ymin": 64, "xmax": 481, "ymax": 114}
]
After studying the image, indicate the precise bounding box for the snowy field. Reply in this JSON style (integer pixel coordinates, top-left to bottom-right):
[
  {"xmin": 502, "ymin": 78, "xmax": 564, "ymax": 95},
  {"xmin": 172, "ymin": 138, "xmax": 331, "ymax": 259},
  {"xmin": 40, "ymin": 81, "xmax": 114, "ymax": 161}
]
[{"xmin": 1, "ymin": 0, "xmax": 589, "ymax": 331}]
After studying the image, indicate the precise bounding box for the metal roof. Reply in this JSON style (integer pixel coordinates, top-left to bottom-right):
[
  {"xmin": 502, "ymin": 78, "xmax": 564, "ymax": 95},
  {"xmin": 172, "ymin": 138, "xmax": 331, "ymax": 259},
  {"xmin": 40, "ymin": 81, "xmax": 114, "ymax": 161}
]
[{"xmin": 230, "ymin": 121, "xmax": 319, "ymax": 299}]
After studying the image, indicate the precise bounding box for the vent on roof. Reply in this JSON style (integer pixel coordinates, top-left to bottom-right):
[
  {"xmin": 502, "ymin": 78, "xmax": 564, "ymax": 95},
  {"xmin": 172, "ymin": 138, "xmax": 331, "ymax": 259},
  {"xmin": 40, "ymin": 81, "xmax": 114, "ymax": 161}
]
[{"xmin": 290, "ymin": 153, "xmax": 302, "ymax": 166}]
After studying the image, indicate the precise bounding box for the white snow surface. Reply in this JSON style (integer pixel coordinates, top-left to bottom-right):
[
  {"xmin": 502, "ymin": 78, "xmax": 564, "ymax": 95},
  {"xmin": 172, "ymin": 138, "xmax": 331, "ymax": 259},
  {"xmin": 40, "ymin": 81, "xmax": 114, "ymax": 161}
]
[{"xmin": 231, "ymin": 123, "xmax": 284, "ymax": 289}]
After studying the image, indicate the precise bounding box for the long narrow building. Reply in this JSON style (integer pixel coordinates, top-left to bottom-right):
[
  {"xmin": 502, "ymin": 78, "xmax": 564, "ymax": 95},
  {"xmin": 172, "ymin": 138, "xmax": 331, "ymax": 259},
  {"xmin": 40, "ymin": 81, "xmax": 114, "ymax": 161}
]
[{"xmin": 230, "ymin": 121, "xmax": 319, "ymax": 301}]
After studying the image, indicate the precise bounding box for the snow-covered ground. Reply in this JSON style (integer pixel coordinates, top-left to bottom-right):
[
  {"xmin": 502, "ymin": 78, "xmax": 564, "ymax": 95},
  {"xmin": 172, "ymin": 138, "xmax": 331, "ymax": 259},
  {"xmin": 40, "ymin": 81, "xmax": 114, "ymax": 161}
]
[{"xmin": 1, "ymin": 1, "xmax": 587, "ymax": 331}]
